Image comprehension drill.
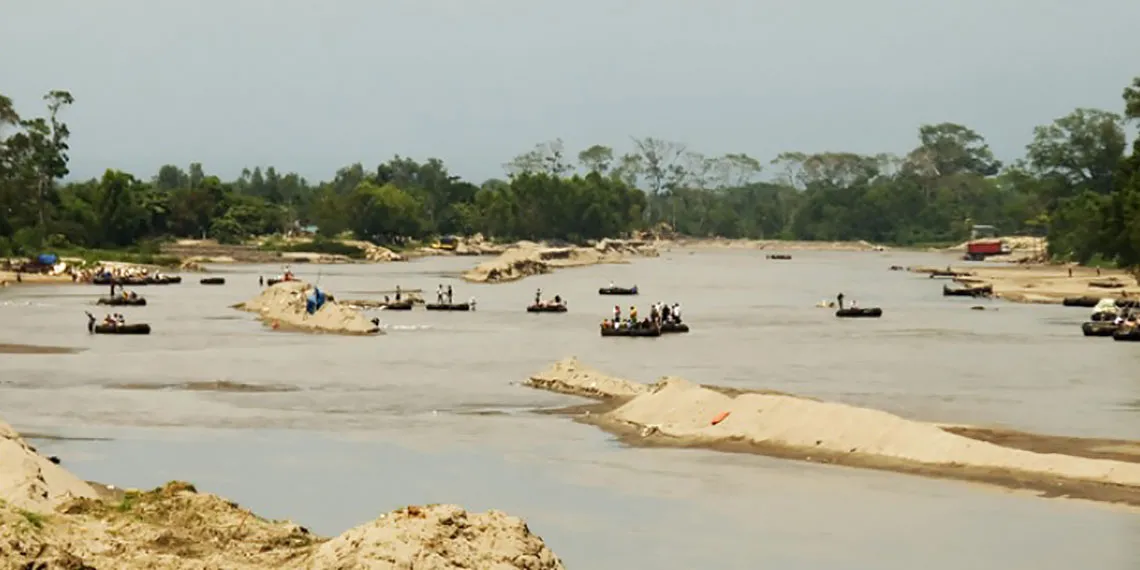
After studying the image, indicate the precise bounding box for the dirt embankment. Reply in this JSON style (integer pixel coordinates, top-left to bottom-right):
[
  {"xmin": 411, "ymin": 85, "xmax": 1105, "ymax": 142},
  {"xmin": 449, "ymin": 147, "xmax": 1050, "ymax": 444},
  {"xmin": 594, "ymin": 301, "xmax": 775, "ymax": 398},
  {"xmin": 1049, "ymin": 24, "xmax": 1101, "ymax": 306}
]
[
  {"xmin": 0, "ymin": 419, "xmax": 565, "ymax": 569},
  {"xmin": 234, "ymin": 281, "xmax": 381, "ymax": 335},
  {"xmin": 525, "ymin": 358, "xmax": 1140, "ymax": 506},
  {"xmin": 462, "ymin": 239, "xmax": 659, "ymax": 284},
  {"xmin": 912, "ymin": 264, "xmax": 1140, "ymax": 304}
]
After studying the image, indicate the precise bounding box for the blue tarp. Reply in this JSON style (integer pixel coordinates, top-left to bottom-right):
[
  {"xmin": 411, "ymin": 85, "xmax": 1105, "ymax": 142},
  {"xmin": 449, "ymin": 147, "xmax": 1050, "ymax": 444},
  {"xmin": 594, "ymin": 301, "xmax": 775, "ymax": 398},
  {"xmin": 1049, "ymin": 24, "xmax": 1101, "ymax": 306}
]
[
  {"xmin": 37, "ymin": 253, "xmax": 59, "ymax": 265},
  {"xmin": 305, "ymin": 288, "xmax": 327, "ymax": 314}
]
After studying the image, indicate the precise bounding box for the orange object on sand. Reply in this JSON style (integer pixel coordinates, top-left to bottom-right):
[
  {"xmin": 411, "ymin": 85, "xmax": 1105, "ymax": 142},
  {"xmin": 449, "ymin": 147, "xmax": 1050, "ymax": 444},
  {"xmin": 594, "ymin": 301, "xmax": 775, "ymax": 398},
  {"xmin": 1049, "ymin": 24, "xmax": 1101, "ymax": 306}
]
[
  {"xmin": 272, "ymin": 320, "xmax": 280, "ymax": 330},
  {"xmin": 711, "ymin": 411, "xmax": 730, "ymax": 425}
]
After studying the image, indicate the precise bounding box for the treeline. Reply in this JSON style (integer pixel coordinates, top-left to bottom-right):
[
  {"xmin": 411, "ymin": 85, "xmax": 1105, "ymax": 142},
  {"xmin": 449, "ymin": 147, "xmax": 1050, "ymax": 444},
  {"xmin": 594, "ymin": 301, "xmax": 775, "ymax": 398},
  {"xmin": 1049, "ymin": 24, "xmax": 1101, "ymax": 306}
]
[{"xmin": 1, "ymin": 76, "xmax": 1139, "ymax": 266}]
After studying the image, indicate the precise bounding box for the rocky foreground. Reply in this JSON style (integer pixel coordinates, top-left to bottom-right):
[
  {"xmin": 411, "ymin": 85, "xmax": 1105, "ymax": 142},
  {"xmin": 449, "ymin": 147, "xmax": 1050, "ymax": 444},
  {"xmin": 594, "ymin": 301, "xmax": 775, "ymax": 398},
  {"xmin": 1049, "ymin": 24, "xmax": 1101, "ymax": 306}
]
[
  {"xmin": 0, "ymin": 419, "xmax": 565, "ymax": 569},
  {"xmin": 527, "ymin": 358, "xmax": 1140, "ymax": 506}
]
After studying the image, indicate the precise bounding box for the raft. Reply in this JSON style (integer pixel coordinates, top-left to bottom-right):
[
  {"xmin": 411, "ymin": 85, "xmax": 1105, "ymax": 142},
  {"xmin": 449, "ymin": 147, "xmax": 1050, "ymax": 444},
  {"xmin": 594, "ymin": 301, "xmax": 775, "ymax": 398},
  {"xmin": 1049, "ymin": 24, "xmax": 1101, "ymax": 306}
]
[
  {"xmin": 1116, "ymin": 298, "xmax": 1140, "ymax": 308},
  {"xmin": 92, "ymin": 323, "xmax": 151, "ymax": 335},
  {"xmin": 598, "ymin": 286, "xmax": 638, "ymax": 295},
  {"xmin": 835, "ymin": 307, "xmax": 882, "ymax": 318},
  {"xmin": 200, "ymin": 277, "xmax": 225, "ymax": 285},
  {"xmin": 1082, "ymin": 321, "xmax": 1119, "ymax": 337},
  {"xmin": 1062, "ymin": 296, "xmax": 1100, "ymax": 308},
  {"xmin": 425, "ymin": 303, "xmax": 471, "ymax": 311},
  {"xmin": 1112, "ymin": 327, "xmax": 1140, "ymax": 341},
  {"xmin": 527, "ymin": 304, "xmax": 567, "ymax": 313},
  {"xmin": 766, "ymin": 254, "xmax": 792, "ymax": 260},
  {"xmin": 382, "ymin": 302, "xmax": 414, "ymax": 311},
  {"xmin": 96, "ymin": 297, "xmax": 147, "ymax": 306},
  {"xmin": 660, "ymin": 322, "xmax": 690, "ymax": 333},
  {"xmin": 600, "ymin": 324, "xmax": 661, "ymax": 337},
  {"xmin": 942, "ymin": 284, "xmax": 992, "ymax": 297}
]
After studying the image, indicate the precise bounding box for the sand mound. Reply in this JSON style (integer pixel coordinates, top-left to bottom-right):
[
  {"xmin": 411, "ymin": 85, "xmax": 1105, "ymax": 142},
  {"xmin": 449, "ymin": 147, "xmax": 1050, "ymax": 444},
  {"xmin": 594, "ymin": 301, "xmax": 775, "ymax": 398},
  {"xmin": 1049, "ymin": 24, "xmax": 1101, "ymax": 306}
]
[
  {"xmin": 462, "ymin": 239, "xmax": 657, "ymax": 283},
  {"xmin": 236, "ymin": 281, "xmax": 381, "ymax": 335},
  {"xmin": 312, "ymin": 504, "xmax": 564, "ymax": 569},
  {"xmin": 527, "ymin": 357, "xmax": 649, "ymax": 399},
  {"xmin": 0, "ymin": 420, "xmax": 98, "ymax": 514},
  {"xmin": 524, "ymin": 360, "xmax": 1140, "ymax": 499}
]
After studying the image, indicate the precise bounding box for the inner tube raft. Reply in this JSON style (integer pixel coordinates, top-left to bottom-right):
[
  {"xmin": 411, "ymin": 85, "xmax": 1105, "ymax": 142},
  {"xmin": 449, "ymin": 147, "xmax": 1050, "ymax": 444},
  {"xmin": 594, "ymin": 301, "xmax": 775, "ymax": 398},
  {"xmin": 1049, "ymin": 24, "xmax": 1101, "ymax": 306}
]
[
  {"xmin": 942, "ymin": 284, "xmax": 992, "ymax": 297},
  {"xmin": 600, "ymin": 324, "xmax": 661, "ymax": 337},
  {"xmin": 527, "ymin": 304, "xmax": 567, "ymax": 313},
  {"xmin": 1112, "ymin": 326, "xmax": 1140, "ymax": 341},
  {"xmin": 660, "ymin": 322, "xmax": 690, "ymax": 333},
  {"xmin": 92, "ymin": 323, "xmax": 151, "ymax": 335},
  {"xmin": 381, "ymin": 302, "xmax": 414, "ymax": 310},
  {"xmin": 598, "ymin": 286, "xmax": 638, "ymax": 295},
  {"xmin": 425, "ymin": 303, "xmax": 471, "ymax": 311},
  {"xmin": 836, "ymin": 307, "xmax": 883, "ymax": 318},
  {"xmin": 200, "ymin": 277, "xmax": 225, "ymax": 285},
  {"xmin": 1082, "ymin": 321, "xmax": 1119, "ymax": 337},
  {"xmin": 96, "ymin": 297, "xmax": 147, "ymax": 306},
  {"xmin": 1062, "ymin": 296, "xmax": 1100, "ymax": 308},
  {"xmin": 766, "ymin": 254, "xmax": 792, "ymax": 260}
]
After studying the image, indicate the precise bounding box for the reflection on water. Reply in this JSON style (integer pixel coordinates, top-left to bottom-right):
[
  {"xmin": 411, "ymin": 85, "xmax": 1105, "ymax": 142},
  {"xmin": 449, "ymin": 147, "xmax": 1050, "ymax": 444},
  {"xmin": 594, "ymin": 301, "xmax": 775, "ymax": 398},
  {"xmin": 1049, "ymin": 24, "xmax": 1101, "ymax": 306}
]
[{"xmin": 4, "ymin": 250, "xmax": 1140, "ymax": 567}]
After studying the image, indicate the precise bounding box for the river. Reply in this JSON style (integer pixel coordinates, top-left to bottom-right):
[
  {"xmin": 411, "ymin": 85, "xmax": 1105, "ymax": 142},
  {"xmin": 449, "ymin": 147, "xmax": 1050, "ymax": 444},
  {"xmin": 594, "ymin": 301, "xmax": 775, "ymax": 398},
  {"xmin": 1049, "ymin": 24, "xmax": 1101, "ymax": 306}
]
[{"xmin": 1, "ymin": 248, "xmax": 1137, "ymax": 569}]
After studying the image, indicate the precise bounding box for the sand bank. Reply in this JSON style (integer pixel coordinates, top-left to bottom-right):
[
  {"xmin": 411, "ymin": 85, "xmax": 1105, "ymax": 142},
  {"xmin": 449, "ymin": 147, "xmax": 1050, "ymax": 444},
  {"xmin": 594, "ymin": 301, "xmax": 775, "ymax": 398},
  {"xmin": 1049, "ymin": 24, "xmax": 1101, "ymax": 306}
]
[
  {"xmin": 462, "ymin": 239, "xmax": 659, "ymax": 283},
  {"xmin": 526, "ymin": 358, "xmax": 1140, "ymax": 505},
  {"xmin": 0, "ymin": 419, "xmax": 564, "ymax": 569},
  {"xmin": 235, "ymin": 281, "xmax": 381, "ymax": 335},
  {"xmin": 662, "ymin": 237, "xmax": 886, "ymax": 252},
  {"xmin": 914, "ymin": 264, "xmax": 1140, "ymax": 304}
]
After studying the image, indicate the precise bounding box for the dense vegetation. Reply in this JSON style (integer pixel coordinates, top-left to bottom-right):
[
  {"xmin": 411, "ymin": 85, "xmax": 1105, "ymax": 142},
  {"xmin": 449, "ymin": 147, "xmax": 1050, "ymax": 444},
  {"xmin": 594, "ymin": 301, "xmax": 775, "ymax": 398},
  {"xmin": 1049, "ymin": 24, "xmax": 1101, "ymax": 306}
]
[{"xmin": 2, "ymin": 76, "xmax": 1139, "ymax": 266}]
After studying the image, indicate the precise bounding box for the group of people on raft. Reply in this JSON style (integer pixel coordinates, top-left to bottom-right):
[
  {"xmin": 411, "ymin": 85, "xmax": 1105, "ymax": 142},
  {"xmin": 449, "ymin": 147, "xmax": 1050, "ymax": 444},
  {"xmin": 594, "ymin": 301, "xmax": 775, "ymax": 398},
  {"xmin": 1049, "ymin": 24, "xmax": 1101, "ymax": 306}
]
[
  {"xmin": 602, "ymin": 302, "xmax": 682, "ymax": 330},
  {"xmin": 533, "ymin": 288, "xmax": 565, "ymax": 308},
  {"xmin": 109, "ymin": 283, "xmax": 139, "ymax": 300}
]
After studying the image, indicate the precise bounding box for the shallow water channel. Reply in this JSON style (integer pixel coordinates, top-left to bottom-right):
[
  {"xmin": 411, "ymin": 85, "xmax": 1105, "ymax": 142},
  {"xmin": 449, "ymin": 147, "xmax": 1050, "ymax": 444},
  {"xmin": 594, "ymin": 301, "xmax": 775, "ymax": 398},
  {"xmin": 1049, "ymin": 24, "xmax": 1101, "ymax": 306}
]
[{"xmin": 2, "ymin": 249, "xmax": 1138, "ymax": 569}]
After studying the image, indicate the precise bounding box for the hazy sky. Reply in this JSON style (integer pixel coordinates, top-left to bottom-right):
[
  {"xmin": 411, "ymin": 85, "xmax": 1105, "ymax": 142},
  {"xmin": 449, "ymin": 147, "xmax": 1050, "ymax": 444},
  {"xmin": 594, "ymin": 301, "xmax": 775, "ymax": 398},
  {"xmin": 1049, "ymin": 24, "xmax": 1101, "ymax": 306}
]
[{"xmin": 2, "ymin": 0, "xmax": 1138, "ymax": 184}]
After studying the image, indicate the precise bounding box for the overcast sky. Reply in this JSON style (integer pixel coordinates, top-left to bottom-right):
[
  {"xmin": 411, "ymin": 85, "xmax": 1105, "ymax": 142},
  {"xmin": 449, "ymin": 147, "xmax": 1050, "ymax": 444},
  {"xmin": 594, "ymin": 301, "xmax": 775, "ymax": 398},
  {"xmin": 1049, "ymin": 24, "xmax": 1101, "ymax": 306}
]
[{"xmin": 2, "ymin": 0, "xmax": 1138, "ymax": 183}]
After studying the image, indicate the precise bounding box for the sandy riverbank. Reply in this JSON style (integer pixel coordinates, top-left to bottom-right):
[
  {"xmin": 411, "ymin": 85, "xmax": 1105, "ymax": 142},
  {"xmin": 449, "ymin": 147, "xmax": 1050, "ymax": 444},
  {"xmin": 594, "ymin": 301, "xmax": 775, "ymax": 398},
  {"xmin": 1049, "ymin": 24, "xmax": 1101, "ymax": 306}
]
[
  {"xmin": 525, "ymin": 358, "xmax": 1140, "ymax": 506},
  {"xmin": 913, "ymin": 264, "xmax": 1140, "ymax": 304},
  {"xmin": 234, "ymin": 281, "xmax": 381, "ymax": 335},
  {"xmin": 661, "ymin": 237, "xmax": 887, "ymax": 252},
  {"xmin": 0, "ymin": 418, "xmax": 564, "ymax": 569},
  {"xmin": 462, "ymin": 239, "xmax": 659, "ymax": 283}
]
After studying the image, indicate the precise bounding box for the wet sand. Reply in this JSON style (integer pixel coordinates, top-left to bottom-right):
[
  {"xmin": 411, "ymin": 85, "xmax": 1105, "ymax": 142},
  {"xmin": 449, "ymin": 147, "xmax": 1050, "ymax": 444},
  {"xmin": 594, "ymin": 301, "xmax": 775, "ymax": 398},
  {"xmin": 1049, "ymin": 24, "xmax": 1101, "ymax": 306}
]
[
  {"xmin": 546, "ymin": 399, "xmax": 1140, "ymax": 506},
  {"xmin": 0, "ymin": 342, "xmax": 82, "ymax": 354},
  {"xmin": 526, "ymin": 359, "xmax": 1140, "ymax": 507},
  {"xmin": 926, "ymin": 264, "xmax": 1140, "ymax": 304}
]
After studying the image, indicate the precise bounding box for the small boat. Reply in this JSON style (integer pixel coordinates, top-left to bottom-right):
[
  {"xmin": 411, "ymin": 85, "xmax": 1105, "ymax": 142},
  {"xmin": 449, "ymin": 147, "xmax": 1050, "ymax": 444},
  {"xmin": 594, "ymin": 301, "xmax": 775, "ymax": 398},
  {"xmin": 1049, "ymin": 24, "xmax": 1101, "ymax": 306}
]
[
  {"xmin": 660, "ymin": 322, "xmax": 690, "ymax": 333},
  {"xmin": 527, "ymin": 303, "xmax": 567, "ymax": 313},
  {"xmin": 381, "ymin": 301, "xmax": 414, "ymax": 311},
  {"xmin": 766, "ymin": 254, "xmax": 792, "ymax": 260},
  {"xmin": 1112, "ymin": 326, "xmax": 1140, "ymax": 341},
  {"xmin": 1089, "ymin": 279, "xmax": 1125, "ymax": 289},
  {"xmin": 942, "ymin": 284, "xmax": 992, "ymax": 297},
  {"xmin": 598, "ymin": 286, "xmax": 638, "ymax": 295},
  {"xmin": 200, "ymin": 277, "xmax": 225, "ymax": 285},
  {"xmin": 600, "ymin": 324, "xmax": 661, "ymax": 337},
  {"xmin": 1062, "ymin": 296, "xmax": 1100, "ymax": 308},
  {"xmin": 92, "ymin": 323, "xmax": 151, "ymax": 335},
  {"xmin": 425, "ymin": 303, "xmax": 471, "ymax": 311},
  {"xmin": 836, "ymin": 307, "xmax": 883, "ymax": 318},
  {"xmin": 1082, "ymin": 321, "xmax": 1118, "ymax": 337},
  {"xmin": 96, "ymin": 296, "xmax": 147, "ymax": 306}
]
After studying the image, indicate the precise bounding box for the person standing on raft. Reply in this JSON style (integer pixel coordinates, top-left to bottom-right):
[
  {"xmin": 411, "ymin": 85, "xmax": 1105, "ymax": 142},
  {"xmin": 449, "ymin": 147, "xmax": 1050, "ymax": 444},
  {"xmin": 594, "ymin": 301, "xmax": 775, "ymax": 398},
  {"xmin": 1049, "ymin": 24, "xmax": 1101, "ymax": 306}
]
[
  {"xmin": 613, "ymin": 305, "xmax": 621, "ymax": 322},
  {"xmin": 437, "ymin": 284, "xmax": 444, "ymax": 304},
  {"xmin": 447, "ymin": 285, "xmax": 453, "ymax": 304},
  {"xmin": 535, "ymin": 288, "xmax": 542, "ymax": 306},
  {"xmin": 837, "ymin": 293, "xmax": 845, "ymax": 309}
]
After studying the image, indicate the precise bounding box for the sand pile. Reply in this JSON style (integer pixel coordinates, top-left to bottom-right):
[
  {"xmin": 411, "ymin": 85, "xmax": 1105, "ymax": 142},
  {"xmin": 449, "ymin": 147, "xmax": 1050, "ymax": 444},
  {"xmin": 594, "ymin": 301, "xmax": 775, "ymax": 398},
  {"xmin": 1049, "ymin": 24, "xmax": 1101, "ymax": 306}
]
[
  {"xmin": 462, "ymin": 239, "xmax": 658, "ymax": 284},
  {"xmin": 341, "ymin": 239, "xmax": 406, "ymax": 262},
  {"xmin": 664, "ymin": 237, "xmax": 886, "ymax": 252},
  {"xmin": 525, "ymin": 359, "xmax": 1140, "ymax": 503},
  {"xmin": 0, "ymin": 420, "xmax": 98, "ymax": 514},
  {"xmin": 527, "ymin": 357, "xmax": 649, "ymax": 399},
  {"xmin": 0, "ymin": 420, "xmax": 564, "ymax": 569},
  {"xmin": 236, "ymin": 280, "xmax": 381, "ymax": 335},
  {"xmin": 312, "ymin": 504, "xmax": 565, "ymax": 569}
]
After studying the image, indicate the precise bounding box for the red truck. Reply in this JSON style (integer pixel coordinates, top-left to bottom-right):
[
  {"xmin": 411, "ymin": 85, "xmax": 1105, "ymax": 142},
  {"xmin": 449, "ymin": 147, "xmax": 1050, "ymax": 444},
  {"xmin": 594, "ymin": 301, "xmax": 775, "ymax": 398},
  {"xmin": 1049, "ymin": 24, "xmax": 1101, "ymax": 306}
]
[{"xmin": 965, "ymin": 240, "xmax": 1010, "ymax": 261}]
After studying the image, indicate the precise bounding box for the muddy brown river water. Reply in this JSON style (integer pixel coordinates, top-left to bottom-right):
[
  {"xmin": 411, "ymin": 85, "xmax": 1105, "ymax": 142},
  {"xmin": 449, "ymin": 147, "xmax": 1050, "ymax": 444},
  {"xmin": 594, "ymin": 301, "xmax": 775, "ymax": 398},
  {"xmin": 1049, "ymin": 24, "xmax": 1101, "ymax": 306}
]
[{"xmin": 2, "ymin": 248, "xmax": 1138, "ymax": 569}]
